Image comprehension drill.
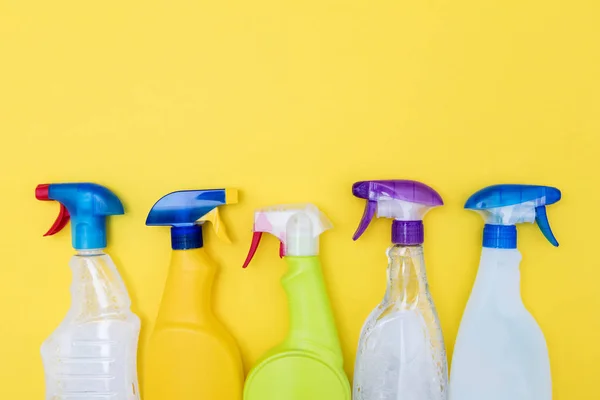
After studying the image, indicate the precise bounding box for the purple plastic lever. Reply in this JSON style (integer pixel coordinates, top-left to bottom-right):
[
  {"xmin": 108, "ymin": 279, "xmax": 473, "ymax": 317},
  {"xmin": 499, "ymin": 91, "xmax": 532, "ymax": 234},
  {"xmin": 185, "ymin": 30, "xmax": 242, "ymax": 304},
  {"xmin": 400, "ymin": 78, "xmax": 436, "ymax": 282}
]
[{"xmin": 352, "ymin": 180, "xmax": 443, "ymax": 244}]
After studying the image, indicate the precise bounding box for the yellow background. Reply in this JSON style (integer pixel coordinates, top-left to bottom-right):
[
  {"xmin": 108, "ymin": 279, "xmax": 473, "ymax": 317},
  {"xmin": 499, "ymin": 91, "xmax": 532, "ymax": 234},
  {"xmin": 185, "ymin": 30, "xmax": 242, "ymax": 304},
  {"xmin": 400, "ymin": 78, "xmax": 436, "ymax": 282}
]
[{"xmin": 1, "ymin": 0, "xmax": 599, "ymax": 398}]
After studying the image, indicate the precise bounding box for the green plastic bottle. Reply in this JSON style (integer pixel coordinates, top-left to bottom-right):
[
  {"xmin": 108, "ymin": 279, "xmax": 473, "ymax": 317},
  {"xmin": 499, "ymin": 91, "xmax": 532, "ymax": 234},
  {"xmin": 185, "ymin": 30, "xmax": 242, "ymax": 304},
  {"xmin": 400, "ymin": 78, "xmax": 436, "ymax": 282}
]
[{"xmin": 242, "ymin": 204, "xmax": 351, "ymax": 400}]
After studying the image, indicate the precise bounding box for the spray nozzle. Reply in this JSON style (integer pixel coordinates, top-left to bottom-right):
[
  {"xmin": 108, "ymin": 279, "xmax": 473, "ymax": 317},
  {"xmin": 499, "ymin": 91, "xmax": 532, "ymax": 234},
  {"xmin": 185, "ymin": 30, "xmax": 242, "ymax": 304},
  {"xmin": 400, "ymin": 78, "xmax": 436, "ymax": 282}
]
[
  {"xmin": 352, "ymin": 180, "xmax": 443, "ymax": 245},
  {"xmin": 465, "ymin": 184, "xmax": 562, "ymax": 248},
  {"xmin": 36, "ymin": 183, "xmax": 124, "ymax": 250},
  {"xmin": 242, "ymin": 204, "xmax": 332, "ymax": 268},
  {"xmin": 146, "ymin": 189, "xmax": 237, "ymax": 250}
]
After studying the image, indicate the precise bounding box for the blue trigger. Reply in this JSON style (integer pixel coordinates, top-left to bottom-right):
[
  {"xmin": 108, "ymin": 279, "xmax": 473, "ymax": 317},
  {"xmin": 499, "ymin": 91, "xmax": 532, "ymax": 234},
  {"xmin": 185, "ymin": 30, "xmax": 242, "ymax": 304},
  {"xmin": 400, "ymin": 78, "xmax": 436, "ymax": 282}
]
[{"xmin": 535, "ymin": 206, "xmax": 559, "ymax": 247}]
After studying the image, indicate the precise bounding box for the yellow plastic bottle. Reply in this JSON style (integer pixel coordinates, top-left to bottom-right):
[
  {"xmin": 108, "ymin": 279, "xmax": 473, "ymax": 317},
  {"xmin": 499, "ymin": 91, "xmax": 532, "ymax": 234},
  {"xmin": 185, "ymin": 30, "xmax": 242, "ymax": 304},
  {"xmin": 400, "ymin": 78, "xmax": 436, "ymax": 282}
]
[{"xmin": 144, "ymin": 189, "xmax": 243, "ymax": 400}]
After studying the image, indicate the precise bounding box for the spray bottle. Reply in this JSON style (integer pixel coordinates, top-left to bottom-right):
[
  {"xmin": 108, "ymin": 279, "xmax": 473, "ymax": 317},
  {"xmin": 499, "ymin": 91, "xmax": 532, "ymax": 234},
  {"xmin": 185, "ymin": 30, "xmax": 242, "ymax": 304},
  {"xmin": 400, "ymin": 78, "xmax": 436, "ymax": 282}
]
[
  {"xmin": 449, "ymin": 184, "xmax": 561, "ymax": 400},
  {"xmin": 242, "ymin": 204, "xmax": 351, "ymax": 400},
  {"xmin": 351, "ymin": 180, "xmax": 448, "ymax": 400},
  {"xmin": 144, "ymin": 189, "xmax": 243, "ymax": 400},
  {"xmin": 36, "ymin": 182, "xmax": 140, "ymax": 400}
]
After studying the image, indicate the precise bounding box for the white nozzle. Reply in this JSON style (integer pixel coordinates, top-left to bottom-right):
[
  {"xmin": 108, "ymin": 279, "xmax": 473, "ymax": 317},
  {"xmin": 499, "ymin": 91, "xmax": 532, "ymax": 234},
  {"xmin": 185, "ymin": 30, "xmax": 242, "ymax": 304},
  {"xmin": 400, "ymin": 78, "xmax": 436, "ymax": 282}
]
[
  {"xmin": 377, "ymin": 198, "xmax": 434, "ymax": 221},
  {"xmin": 253, "ymin": 203, "xmax": 332, "ymax": 257},
  {"xmin": 480, "ymin": 203, "xmax": 537, "ymax": 226}
]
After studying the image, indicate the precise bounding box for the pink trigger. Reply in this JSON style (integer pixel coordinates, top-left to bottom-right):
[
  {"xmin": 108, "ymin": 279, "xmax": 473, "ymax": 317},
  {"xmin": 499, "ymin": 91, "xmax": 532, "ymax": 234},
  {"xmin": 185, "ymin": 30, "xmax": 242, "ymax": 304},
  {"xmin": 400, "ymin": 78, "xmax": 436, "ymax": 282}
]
[{"xmin": 242, "ymin": 232, "xmax": 263, "ymax": 269}]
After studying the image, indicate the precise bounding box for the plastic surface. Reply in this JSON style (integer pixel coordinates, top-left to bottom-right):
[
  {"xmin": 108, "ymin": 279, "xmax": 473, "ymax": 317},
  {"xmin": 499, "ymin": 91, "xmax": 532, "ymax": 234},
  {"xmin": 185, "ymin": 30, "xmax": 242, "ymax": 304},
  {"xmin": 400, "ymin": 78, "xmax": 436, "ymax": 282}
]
[
  {"xmin": 146, "ymin": 189, "xmax": 237, "ymax": 249},
  {"xmin": 353, "ymin": 245, "xmax": 448, "ymax": 400},
  {"xmin": 352, "ymin": 180, "xmax": 443, "ymax": 245},
  {"xmin": 449, "ymin": 248, "xmax": 551, "ymax": 400},
  {"xmin": 242, "ymin": 204, "xmax": 332, "ymax": 268},
  {"xmin": 465, "ymin": 184, "xmax": 561, "ymax": 248},
  {"xmin": 144, "ymin": 248, "xmax": 244, "ymax": 400},
  {"xmin": 483, "ymin": 224, "xmax": 517, "ymax": 249},
  {"xmin": 36, "ymin": 183, "xmax": 124, "ymax": 250},
  {"xmin": 391, "ymin": 220, "xmax": 424, "ymax": 245},
  {"xmin": 244, "ymin": 256, "xmax": 350, "ymax": 400},
  {"xmin": 171, "ymin": 225, "xmax": 203, "ymax": 250},
  {"xmin": 41, "ymin": 251, "xmax": 140, "ymax": 400}
]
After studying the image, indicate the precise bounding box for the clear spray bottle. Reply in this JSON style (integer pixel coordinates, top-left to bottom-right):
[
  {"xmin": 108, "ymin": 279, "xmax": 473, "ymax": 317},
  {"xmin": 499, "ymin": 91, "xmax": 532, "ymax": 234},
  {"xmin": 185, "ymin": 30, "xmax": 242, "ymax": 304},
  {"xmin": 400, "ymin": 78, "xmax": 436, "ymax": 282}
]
[
  {"xmin": 36, "ymin": 183, "xmax": 140, "ymax": 400},
  {"xmin": 351, "ymin": 180, "xmax": 448, "ymax": 400}
]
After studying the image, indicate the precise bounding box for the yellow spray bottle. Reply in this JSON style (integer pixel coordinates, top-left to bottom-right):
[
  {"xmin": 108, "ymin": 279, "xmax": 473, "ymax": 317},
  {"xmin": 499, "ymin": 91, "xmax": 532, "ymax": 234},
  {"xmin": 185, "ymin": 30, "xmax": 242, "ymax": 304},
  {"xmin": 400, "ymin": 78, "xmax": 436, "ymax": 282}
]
[{"xmin": 144, "ymin": 189, "xmax": 243, "ymax": 400}]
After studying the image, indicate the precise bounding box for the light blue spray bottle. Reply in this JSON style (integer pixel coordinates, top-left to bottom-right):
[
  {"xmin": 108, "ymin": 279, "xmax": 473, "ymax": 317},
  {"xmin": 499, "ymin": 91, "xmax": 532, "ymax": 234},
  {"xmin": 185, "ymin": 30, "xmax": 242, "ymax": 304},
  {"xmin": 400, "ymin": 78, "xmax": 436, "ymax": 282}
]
[{"xmin": 450, "ymin": 184, "xmax": 561, "ymax": 400}]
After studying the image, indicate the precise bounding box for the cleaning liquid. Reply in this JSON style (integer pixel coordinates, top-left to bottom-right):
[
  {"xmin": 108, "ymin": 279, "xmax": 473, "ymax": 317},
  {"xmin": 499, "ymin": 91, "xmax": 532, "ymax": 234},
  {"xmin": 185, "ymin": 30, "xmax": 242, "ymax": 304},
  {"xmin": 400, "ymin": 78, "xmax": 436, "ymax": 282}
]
[
  {"xmin": 242, "ymin": 204, "xmax": 351, "ymax": 400},
  {"xmin": 144, "ymin": 189, "xmax": 243, "ymax": 400},
  {"xmin": 351, "ymin": 180, "xmax": 448, "ymax": 400},
  {"xmin": 449, "ymin": 184, "xmax": 562, "ymax": 400},
  {"xmin": 36, "ymin": 183, "xmax": 140, "ymax": 400}
]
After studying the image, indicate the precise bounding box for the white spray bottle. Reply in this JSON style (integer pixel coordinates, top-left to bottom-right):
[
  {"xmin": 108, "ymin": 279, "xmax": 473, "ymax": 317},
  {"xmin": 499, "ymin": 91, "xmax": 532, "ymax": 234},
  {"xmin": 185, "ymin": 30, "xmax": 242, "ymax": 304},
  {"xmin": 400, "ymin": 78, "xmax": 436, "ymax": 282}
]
[{"xmin": 449, "ymin": 184, "xmax": 561, "ymax": 400}]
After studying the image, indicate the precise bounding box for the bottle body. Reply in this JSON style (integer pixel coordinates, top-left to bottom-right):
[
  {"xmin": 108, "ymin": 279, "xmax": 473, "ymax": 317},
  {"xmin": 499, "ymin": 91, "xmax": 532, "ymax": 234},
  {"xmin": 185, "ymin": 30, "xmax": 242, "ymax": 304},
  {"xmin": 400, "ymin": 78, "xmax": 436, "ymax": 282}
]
[
  {"xmin": 353, "ymin": 245, "xmax": 447, "ymax": 400},
  {"xmin": 144, "ymin": 248, "xmax": 243, "ymax": 400},
  {"xmin": 449, "ymin": 248, "xmax": 551, "ymax": 400},
  {"xmin": 244, "ymin": 256, "xmax": 350, "ymax": 400},
  {"xmin": 41, "ymin": 250, "xmax": 141, "ymax": 400}
]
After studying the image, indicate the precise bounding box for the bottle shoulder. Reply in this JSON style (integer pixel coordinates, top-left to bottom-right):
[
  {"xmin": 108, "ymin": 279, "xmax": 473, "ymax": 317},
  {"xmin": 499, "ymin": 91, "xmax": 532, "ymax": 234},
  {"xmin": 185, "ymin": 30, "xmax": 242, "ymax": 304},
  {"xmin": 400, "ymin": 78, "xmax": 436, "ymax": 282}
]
[
  {"xmin": 48, "ymin": 310, "xmax": 140, "ymax": 330},
  {"xmin": 457, "ymin": 299, "xmax": 543, "ymax": 343}
]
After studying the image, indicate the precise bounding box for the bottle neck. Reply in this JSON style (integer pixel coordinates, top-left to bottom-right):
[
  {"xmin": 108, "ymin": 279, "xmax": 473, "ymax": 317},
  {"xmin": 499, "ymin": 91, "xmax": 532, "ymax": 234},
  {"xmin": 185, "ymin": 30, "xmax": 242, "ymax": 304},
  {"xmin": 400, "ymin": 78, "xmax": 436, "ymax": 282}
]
[
  {"xmin": 483, "ymin": 224, "xmax": 517, "ymax": 249},
  {"xmin": 75, "ymin": 248, "xmax": 105, "ymax": 256},
  {"xmin": 384, "ymin": 244, "xmax": 428, "ymax": 308},
  {"xmin": 391, "ymin": 220, "xmax": 424, "ymax": 246},
  {"xmin": 69, "ymin": 249, "xmax": 131, "ymax": 320},
  {"xmin": 281, "ymin": 256, "xmax": 343, "ymax": 362},
  {"xmin": 171, "ymin": 226, "xmax": 203, "ymax": 250},
  {"xmin": 155, "ymin": 248, "xmax": 217, "ymax": 325},
  {"xmin": 473, "ymin": 247, "xmax": 523, "ymax": 309}
]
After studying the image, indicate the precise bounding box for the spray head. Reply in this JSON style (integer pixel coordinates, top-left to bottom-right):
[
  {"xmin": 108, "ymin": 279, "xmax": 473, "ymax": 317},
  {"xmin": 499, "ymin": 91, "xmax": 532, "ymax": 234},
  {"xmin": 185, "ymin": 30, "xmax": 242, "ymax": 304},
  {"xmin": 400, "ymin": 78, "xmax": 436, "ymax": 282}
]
[
  {"xmin": 465, "ymin": 184, "xmax": 562, "ymax": 248},
  {"xmin": 242, "ymin": 204, "xmax": 332, "ymax": 268},
  {"xmin": 352, "ymin": 180, "xmax": 443, "ymax": 245},
  {"xmin": 36, "ymin": 183, "xmax": 124, "ymax": 250},
  {"xmin": 146, "ymin": 189, "xmax": 237, "ymax": 250}
]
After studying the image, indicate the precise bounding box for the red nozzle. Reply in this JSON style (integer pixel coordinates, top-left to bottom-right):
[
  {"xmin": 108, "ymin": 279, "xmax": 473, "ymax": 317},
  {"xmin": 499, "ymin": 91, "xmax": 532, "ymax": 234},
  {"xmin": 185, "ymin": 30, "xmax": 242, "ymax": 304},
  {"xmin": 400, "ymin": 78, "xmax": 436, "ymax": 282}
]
[
  {"xmin": 279, "ymin": 242, "xmax": 285, "ymax": 258},
  {"xmin": 36, "ymin": 183, "xmax": 71, "ymax": 236},
  {"xmin": 242, "ymin": 232, "xmax": 263, "ymax": 269},
  {"xmin": 36, "ymin": 184, "xmax": 50, "ymax": 200}
]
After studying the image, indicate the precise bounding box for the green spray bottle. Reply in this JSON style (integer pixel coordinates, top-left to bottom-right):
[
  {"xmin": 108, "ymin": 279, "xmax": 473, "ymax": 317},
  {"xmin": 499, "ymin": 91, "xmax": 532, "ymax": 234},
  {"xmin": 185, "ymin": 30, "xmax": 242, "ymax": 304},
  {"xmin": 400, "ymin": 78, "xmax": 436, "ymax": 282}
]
[{"xmin": 242, "ymin": 204, "xmax": 351, "ymax": 400}]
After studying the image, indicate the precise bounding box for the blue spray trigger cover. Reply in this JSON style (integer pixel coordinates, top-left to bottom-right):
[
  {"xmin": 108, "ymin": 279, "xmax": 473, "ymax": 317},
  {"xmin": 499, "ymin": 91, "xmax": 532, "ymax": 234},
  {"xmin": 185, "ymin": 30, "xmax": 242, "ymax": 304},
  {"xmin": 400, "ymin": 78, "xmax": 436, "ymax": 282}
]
[
  {"xmin": 36, "ymin": 183, "xmax": 124, "ymax": 250},
  {"xmin": 146, "ymin": 189, "xmax": 238, "ymax": 250},
  {"xmin": 146, "ymin": 189, "xmax": 230, "ymax": 226},
  {"xmin": 465, "ymin": 184, "xmax": 561, "ymax": 210},
  {"xmin": 465, "ymin": 184, "xmax": 561, "ymax": 247}
]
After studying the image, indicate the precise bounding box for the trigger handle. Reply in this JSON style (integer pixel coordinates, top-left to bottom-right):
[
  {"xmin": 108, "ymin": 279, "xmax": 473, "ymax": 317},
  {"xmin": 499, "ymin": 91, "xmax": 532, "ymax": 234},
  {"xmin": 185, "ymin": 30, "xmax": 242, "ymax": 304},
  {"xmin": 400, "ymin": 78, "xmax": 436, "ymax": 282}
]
[
  {"xmin": 535, "ymin": 206, "xmax": 559, "ymax": 247},
  {"xmin": 243, "ymin": 232, "xmax": 263, "ymax": 269},
  {"xmin": 198, "ymin": 208, "xmax": 231, "ymax": 244},
  {"xmin": 353, "ymin": 200, "xmax": 377, "ymax": 241},
  {"xmin": 44, "ymin": 204, "xmax": 71, "ymax": 236},
  {"xmin": 36, "ymin": 184, "xmax": 71, "ymax": 236}
]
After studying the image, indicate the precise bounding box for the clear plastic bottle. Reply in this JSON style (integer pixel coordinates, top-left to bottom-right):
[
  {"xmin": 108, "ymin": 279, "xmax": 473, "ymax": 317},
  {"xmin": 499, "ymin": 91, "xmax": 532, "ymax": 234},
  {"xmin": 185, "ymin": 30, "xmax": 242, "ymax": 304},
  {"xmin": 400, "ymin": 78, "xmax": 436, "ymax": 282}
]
[
  {"xmin": 351, "ymin": 180, "xmax": 448, "ymax": 400},
  {"xmin": 353, "ymin": 245, "xmax": 447, "ymax": 400},
  {"xmin": 41, "ymin": 250, "xmax": 141, "ymax": 400},
  {"xmin": 36, "ymin": 182, "xmax": 141, "ymax": 400}
]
